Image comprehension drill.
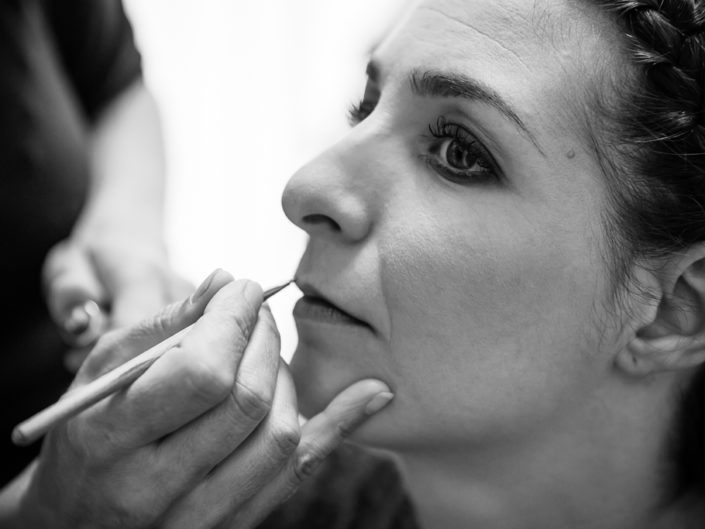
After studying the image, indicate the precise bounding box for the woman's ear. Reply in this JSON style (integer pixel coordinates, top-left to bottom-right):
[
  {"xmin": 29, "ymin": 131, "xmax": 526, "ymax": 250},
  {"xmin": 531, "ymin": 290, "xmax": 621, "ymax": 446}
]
[{"xmin": 617, "ymin": 245, "xmax": 705, "ymax": 377}]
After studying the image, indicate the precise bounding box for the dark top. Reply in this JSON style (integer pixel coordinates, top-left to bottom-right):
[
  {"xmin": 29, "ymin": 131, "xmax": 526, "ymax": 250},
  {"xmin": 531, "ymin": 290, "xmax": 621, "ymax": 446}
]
[
  {"xmin": 259, "ymin": 444, "xmax": 419, "ymax": 529},
  {"xmin": 0, "ymin": 0, "xmax": 142, "ymax": 486}
]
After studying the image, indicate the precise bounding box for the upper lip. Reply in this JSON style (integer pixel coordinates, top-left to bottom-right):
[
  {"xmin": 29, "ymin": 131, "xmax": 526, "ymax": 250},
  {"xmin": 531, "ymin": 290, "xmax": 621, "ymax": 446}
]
[{"xmin": 294, "ymin": 278, "xmax": 373, "ymax": 329}]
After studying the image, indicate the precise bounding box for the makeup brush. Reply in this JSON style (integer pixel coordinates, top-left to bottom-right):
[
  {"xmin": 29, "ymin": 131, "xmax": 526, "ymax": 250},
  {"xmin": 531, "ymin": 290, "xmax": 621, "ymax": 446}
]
[{"xmin": 12, "ymin": 280, "xmax": 293, "ymax": 446}]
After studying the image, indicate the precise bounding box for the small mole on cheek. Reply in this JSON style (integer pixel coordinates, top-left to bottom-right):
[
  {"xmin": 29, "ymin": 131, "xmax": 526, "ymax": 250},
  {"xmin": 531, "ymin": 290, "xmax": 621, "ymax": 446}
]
[{"xmin": 566, "ymin": 149, "xmax": 576, "ymax": 160}]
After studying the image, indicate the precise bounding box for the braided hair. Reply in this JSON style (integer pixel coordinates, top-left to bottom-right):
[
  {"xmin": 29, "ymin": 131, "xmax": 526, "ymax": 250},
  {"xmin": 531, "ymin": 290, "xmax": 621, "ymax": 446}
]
[{"xmin": 590, "ymin": 0, "xmax": 705, "ymax": 497}]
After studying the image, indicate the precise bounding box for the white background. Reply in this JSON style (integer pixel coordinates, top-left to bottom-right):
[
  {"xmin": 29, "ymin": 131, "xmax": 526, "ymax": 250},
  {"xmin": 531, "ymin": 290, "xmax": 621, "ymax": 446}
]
[{"xmin": 122, "ymin": 1, "xmax": 408, "ymax": 359}]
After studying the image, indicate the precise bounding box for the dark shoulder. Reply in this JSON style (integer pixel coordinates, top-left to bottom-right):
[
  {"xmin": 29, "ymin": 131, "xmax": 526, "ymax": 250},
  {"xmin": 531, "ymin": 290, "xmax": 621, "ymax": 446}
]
[
  {"xmin": 258, "ymin": 444, "xmax": 419, "ymax": 529},
  {"xmin": 40, "ymin": 0, "xmax": 142, "ymax": 120}
]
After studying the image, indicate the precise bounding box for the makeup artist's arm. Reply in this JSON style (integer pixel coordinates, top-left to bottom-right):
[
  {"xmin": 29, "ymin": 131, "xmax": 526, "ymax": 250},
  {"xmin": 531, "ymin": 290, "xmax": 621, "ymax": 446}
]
[
  {"xmin": 0, "ymin": 272, "xmax": 391, "ymax": 529},
  {"xmin": 43, "ymin": 78, "xmax": 190, "ymax": 341}
]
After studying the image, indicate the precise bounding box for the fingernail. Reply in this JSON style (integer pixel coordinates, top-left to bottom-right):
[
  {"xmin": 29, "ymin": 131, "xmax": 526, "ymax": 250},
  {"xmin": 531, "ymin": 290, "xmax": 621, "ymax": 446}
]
[
  {"xmin": 60, "ymin": 300, "xmax": 105, "ymax": 348},
  {"xmin": 364, "ymin": 392, "xmax": 394, "ymax": 415},
  {"xmin": 238, "ymin": 279, "xmax": 264, "ymax": 307},
  {"xmin": 191, "ymin": 269, "xmax": 221, "ymax": 303},
  {"xmin": 64, "ymin": 305, "xmax": 91, "ymax": 335}
]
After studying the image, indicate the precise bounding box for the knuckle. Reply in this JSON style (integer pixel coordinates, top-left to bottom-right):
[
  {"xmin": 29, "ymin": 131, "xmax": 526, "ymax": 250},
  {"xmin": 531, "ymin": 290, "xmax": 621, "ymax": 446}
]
[
  {"xmin": 323, "ymin": 407, "xmax": 367, "ymax": 440},
  {"xmin": 182, "ymin": 354, "xmax": 234, "ymax": 405},
  {"xmin": 292, "ymin": 450, "xmax": 324, "ymax": 484},
  {"xmin": 231, "ymin": 380, "xmax": 273, "ymax": 422},
  {"xmin": 335, "ymin": 419, "xmax": 358, "ymax": 439},
  {"xmin": 64, "ymin": 417, "xmax": 117, "ymax": 467},
  {"xmin": 267, "ymin": 420, "xmax": 301, "ymax": 459},
  {"xmin": 142, "ymin": 301, "xmax": 183, "ymax": 335},
  {"xmin": 204, "ymin": 309, "xmax": 252, "ymax": 357},
  {"xmin": 105, "ymin": 485, "xmax": 161, "ymax": 529}
]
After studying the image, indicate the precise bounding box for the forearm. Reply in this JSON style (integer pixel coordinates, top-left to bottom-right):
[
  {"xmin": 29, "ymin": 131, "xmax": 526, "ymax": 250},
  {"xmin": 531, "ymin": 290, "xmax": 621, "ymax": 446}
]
[
  {"xmin": 75, "ymin": 78, "xmax": 166, "ymax": 244},
  {"xmin": 43, "ymin": 79, "xmax": 186, "ymax": 330},
  {"xmin": 0, "ymin": 477, "xmax": 23, "ymax": 529}
]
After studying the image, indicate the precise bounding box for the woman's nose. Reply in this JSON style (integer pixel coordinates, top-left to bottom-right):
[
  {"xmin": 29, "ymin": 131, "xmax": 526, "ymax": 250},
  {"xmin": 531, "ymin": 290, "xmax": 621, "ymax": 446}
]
[{"xmin": 281, "ymin": 148, "xmax": 373, "ymax": 243}]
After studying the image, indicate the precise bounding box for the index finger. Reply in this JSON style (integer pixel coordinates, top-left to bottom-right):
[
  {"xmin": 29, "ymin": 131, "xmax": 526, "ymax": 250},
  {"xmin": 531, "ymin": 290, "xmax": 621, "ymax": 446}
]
[
  {"xmin": 227, "ymin": 378, "xmax": 393, "ymax": 529},
  {"xmin": 76, "ymin": 279, "xmax": 264, "ymax": 451},
  {"xmin": 72, "ymin": 269, "xmax": 232, "ymax": 386}
]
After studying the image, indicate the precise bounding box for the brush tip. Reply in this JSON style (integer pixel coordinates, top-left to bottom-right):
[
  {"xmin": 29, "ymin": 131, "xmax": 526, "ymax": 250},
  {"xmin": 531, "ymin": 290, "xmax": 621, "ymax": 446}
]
[{"xmin": 263, "ymin": 279, "xmax": 294, "ymax": 300}]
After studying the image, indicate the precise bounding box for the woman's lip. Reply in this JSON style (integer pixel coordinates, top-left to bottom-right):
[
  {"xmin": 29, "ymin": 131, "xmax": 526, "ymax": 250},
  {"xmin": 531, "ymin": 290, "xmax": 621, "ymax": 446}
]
[{"xmin": 293, "ymin": 295, "xmax": 371, "ymax": 328}]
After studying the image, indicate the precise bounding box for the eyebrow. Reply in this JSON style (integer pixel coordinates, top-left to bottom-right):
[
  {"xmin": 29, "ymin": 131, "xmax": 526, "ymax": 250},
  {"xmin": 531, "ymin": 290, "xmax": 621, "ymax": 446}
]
[{"xmin": 367, "ymin": 61, "xmax": 544, "ymax": 155}]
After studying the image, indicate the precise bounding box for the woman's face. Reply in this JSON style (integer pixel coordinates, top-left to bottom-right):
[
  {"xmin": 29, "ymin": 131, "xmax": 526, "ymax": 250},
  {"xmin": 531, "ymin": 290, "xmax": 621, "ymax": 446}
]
[{"xmin": 283, "ymin": 0, "xmax": 627, "ymax": 451}]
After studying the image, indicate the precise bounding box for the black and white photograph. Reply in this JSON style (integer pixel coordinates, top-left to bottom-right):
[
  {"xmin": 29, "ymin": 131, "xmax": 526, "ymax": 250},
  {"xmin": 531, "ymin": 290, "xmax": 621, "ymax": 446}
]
[{"xmin": 1, "ymin": 0, "xmax": 705, "ymax": 527}]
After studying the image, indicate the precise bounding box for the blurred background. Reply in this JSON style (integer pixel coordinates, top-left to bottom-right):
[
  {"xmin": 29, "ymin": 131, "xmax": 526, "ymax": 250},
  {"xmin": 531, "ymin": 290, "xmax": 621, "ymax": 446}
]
[{"xmin": 122, "ymin": 0, "xmax": 408, "ymax": 359}]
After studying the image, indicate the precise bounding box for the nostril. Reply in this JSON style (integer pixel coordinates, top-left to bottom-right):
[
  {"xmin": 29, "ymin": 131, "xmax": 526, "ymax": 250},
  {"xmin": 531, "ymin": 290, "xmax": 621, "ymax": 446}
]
[{"xmin": 302, "ymin": 214, "xmax": 341, "ymax": 232}]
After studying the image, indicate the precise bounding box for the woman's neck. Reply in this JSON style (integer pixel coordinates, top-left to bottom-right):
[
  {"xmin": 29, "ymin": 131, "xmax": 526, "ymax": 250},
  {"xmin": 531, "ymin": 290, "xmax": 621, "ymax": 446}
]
[
  {"xmin": 399, "ymin": 448, "xmax": 661, "ymax": 529},
  {"xmin": 395, "ymin": 378, "xmax": 688, "ymax": 529}
]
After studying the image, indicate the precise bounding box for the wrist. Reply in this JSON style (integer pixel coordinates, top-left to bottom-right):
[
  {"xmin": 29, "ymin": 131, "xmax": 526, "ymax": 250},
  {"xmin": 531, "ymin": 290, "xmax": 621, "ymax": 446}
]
[{"xmin": 0, "ymin": 461, "xmax": 53, "ymax": 529}]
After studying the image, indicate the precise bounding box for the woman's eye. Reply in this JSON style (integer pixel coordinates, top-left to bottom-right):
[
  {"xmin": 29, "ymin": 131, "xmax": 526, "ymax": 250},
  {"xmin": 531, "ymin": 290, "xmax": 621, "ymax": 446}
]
[
  {"xmin": 441, "ymin": 139, "xmax": 483, "ymax": 171},
  {"xmin": 423, "ymin": 116, "xmax": 498, "ymax": 185}
]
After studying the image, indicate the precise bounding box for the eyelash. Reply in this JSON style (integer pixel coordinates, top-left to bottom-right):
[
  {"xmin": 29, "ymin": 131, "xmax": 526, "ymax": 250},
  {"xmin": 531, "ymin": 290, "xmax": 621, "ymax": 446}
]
[
  {"xmin": 347, "ymin": 98, "xmax": 373, "ymax": 126},
  {"xmin": 347, "ymin": 100, "xmax": 499, "ymax": 185},
  {"xmin": 423, "ymin": 116, "xmax": 497, "ymax": 185}
]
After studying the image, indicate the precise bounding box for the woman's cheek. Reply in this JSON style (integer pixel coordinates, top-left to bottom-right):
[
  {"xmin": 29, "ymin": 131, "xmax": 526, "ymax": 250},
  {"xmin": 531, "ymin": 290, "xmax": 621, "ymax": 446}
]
[{"xmin": 377, "ymin": 217, "xmax": 605, "ymax": 440}]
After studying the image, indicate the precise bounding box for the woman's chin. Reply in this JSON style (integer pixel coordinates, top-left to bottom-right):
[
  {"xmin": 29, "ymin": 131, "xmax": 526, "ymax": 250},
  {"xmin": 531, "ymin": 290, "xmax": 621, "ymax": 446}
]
[
  {"xmin": 291, "ymin": 347, "xmax": 407, "ymax": 450},
  {"xmin": 290, "ymin": 346, "xmax": 352, "ymax": 417}
]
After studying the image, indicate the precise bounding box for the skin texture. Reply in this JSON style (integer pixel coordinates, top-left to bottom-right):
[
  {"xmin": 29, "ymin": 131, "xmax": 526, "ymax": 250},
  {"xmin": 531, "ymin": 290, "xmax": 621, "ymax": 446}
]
[
  {"xmin": 0, "ymin": 271, "xmax": 392, "ymax": 529},
  {"xmin": 282, "ymin": 0, "xmax": 705, "ymax": 527},
  {"xmin": 286, "ymin": 0, "xmax": 615, "ymax": 451}
]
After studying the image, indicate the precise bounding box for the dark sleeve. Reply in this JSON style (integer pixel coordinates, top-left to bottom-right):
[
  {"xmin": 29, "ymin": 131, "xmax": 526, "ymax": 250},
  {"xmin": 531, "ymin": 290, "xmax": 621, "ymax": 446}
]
[{"xmin": 44, "ymin": 0, "xmax": 142, "ymax": 121}]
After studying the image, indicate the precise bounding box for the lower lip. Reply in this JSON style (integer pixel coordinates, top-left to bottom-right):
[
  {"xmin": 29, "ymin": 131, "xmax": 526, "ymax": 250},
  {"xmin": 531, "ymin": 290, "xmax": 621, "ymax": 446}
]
[{"xmin": 293, "ymin": 296, "xmax": 368, "ymax": 327}]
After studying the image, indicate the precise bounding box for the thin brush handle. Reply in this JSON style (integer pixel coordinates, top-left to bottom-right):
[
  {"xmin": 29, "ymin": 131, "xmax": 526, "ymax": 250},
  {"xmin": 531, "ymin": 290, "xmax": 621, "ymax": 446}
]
[{"xmin": 12, "ymin": 281, "xmax": 292, "ymax": 446}]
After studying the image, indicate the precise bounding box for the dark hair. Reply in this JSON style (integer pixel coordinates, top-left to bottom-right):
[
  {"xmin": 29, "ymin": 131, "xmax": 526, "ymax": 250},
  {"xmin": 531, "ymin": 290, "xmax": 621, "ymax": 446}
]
[{"xmin": 589, "ymin": 0, "xmax": 705, "ymax": 498}]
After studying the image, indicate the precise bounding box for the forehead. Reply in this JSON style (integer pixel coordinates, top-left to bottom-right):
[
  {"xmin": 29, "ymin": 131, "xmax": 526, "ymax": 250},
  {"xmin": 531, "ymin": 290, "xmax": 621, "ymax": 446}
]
[{"xmin": 376, "ymin": 0, "xmax": 618, "ymax": 149}]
